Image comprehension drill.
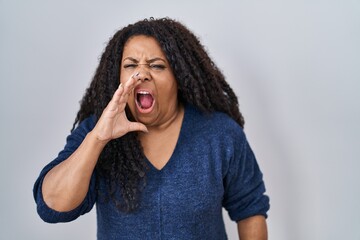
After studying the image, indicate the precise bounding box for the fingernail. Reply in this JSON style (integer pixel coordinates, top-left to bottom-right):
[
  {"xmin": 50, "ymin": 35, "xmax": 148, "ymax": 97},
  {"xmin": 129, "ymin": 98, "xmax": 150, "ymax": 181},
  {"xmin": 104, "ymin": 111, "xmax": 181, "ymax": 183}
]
[
  {"xmin": 132, "ymin": 72, "xmax": 140, "ymax": 79},
  {"xmin": 118, "ymin": 83, "xmax": 123, "ymax": 89}
]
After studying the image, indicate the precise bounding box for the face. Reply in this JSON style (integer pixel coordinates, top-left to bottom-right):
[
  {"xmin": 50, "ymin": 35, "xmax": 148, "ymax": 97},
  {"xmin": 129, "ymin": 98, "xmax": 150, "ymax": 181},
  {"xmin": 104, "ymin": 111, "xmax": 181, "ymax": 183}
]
[{"xmin": 120, "ymin": 35, "xmax": 179, "ymax": 127}]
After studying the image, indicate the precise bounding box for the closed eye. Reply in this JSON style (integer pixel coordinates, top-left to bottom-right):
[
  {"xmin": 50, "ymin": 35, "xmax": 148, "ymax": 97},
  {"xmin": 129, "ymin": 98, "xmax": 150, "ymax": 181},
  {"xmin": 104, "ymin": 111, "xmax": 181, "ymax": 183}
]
[
  {"xmin": 149, "ymin": 64, "xmax": 166, "ymax": 70},
  {"xmin": 123, "ymin": 64, "xmax": 138, "ymax": 69},
  {"xmin": 123, "ymin": 63, "xmax": 166, "ymax": 71}
]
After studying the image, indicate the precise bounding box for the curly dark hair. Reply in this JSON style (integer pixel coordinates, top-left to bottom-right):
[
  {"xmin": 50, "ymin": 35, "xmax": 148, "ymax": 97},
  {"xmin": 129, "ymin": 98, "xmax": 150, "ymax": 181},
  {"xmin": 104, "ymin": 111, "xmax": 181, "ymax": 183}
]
[{"xmin": 72, "ymin": 17, "xmax": 245, "ymax": 212}]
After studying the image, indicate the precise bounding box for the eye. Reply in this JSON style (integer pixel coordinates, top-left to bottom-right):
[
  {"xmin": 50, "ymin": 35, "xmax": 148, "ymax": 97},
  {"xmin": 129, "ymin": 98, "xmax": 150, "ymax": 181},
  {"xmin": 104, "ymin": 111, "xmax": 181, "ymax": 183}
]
[
  {"xmin": 123, "ymin": 64, "xmax": 138, "ymax": 69},
  {"xmin": 149, "ymin": 64, "xmax": 166, "ymax": 70}
]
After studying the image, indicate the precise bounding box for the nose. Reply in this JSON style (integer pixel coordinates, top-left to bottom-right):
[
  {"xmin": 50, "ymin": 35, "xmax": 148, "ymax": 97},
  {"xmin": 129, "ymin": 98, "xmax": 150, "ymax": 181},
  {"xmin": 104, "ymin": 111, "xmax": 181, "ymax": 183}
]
[
  {"xmin": 136, "ymin": 65, "xmax": 151, "ymax": 82},
  {"xmin": 137, "ymin": 71, "xmax": 150, "ymax": 82}
]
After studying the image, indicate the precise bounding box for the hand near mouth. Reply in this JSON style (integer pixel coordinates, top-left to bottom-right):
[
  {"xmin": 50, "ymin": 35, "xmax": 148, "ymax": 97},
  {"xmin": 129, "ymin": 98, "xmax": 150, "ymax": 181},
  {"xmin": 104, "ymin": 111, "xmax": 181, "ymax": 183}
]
[{"xmin": 92, "ymin": 73, "xmax": 148, "ymax": 143}]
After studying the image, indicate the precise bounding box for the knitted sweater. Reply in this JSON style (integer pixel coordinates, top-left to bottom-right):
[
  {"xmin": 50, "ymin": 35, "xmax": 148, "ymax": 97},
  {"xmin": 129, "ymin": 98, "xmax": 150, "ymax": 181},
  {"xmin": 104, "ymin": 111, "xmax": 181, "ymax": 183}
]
[{"xmin": 33, "ymin": 105, "xmax": 270, "ymax": 239}]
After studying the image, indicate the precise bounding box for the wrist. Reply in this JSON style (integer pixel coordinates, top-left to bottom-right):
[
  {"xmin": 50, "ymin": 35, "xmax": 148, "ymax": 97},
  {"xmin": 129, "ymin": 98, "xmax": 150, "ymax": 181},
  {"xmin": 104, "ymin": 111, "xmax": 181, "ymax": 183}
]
[{"xmin": 87, "ymin": 130, "xmax": 110, "ymax": 148}]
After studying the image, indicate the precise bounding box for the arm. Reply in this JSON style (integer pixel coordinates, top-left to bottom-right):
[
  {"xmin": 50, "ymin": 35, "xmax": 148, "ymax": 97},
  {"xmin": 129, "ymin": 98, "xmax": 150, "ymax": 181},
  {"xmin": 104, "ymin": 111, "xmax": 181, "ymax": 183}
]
[
  {"xmin": 41, "ymin": 73, "xmax": 147, "ymax": 212},
  {"xmin": 237, "ymin": 215, "xmax": 268, "ymax": 240},
  {"xmin": 41, "ymin": 131, "xmax": 106, "ymax": 212},
  {"xmin": 222, "ymin": 127, "xmax": 270, "ymax": 239}
]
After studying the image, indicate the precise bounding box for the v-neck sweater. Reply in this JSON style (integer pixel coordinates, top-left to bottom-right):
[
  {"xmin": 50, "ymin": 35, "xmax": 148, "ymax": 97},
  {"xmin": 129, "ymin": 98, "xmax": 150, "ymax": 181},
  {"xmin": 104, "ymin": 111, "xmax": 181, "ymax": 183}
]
[{"xmin": 33, "ymin": 105, "xmax": 270, "ymax": 239}]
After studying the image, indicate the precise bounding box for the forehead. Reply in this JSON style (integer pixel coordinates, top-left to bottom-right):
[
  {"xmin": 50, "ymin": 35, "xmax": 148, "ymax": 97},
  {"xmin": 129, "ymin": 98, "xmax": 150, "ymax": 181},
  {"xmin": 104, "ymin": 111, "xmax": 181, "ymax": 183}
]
[{"xmin": 122, "ymin": 35, "xmax": 166, "ymax": 59}]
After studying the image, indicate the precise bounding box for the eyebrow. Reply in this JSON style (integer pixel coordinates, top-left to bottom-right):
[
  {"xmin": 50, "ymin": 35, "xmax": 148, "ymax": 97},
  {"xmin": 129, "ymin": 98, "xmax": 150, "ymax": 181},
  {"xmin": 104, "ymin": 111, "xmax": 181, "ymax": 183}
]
[{"xmin": 122, "ymin": 57, "xmax": 166, "ymax": 63}]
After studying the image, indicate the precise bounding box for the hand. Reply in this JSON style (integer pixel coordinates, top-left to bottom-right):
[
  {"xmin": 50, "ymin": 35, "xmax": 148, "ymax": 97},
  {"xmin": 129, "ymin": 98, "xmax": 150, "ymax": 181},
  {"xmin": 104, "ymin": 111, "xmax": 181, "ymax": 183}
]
[{"xmin": 92, "ymin": 73, "xmax": 148, "ymax": 143}]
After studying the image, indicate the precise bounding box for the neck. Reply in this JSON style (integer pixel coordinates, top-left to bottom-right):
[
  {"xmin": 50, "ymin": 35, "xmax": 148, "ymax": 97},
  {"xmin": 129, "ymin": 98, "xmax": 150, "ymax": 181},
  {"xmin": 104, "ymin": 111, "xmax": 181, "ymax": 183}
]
[{"xmin": 139, "ymin": 103, "xmax": 184, "ymax": 138}]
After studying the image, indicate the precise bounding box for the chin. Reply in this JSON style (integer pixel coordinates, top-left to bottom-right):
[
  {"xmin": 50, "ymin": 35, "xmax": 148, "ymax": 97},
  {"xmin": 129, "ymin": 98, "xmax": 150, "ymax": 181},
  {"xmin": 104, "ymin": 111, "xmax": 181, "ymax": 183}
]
[{"xmin": 129, "ymin": 108, "xmax": 157, "ymax": 125}]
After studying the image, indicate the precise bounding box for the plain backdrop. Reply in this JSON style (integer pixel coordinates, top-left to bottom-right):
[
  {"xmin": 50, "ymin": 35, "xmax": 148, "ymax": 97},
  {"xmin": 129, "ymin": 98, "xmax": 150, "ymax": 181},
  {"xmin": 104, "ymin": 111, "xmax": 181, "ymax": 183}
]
[{"xmin": 1, "ymin": 0, "xmax": 359, "ymax": 239}]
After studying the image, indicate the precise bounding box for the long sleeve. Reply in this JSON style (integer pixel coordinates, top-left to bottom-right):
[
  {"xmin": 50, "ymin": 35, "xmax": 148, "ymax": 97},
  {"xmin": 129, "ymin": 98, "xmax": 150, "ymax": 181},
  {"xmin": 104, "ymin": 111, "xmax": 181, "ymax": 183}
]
[
  {"xmin": 222, "ymin": 127, "xmax": 270, "ymax": 222},
  {"xmin": 33, "ymin": 116, "xmax": 98, "ymax": 223}
]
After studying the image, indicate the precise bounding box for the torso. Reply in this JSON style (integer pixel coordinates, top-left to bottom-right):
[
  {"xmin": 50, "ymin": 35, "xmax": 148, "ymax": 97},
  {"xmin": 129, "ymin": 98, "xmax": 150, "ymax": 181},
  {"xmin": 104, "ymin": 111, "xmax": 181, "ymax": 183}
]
[
  {"xmin": 139, "ymin": 105, "xmax": 184, "ymax": 170},
  {"xmin": 95, "ymin": 105, "xmax": 237, "ymax": 239}
]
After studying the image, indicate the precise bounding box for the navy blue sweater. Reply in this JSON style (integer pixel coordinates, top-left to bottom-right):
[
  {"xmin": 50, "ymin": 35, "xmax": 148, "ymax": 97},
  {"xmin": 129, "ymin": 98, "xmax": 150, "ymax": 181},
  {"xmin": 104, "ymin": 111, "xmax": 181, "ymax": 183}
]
[{"xmin": 33, "ymin": 105, "xmax": 269, "ymax": 239}]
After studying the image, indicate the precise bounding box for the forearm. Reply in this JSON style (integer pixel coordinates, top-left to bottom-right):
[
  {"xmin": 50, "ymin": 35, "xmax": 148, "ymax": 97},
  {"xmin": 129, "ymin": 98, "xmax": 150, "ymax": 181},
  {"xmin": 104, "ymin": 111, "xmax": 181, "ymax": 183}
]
[
  {"xmin": 42, "ymin": 131, "xmax": 107, "ymax": 212},
  {"xmin": 237, "ymin": 215, "xmax": 268, "ymax": 240}
]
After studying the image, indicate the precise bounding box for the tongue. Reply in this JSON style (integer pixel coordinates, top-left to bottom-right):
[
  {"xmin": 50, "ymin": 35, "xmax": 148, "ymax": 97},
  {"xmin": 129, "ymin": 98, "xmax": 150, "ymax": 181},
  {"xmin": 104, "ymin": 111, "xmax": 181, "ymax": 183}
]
[{"xmin": 139, "ymin": 94, "xmax": 153, "ymax": 109}]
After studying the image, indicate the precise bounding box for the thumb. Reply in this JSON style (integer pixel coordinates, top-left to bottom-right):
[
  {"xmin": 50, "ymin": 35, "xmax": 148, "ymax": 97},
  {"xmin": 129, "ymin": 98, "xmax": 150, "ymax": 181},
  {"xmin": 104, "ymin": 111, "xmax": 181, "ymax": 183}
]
[{"xmin": 128, "ymin": 122, "xmax": 148, "ymax": 133}]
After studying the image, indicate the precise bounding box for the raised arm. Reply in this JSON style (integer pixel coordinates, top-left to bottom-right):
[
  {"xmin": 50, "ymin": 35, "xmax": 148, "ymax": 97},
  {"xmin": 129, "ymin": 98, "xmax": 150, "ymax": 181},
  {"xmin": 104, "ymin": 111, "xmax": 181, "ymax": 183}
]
[{"xmin": 41, "ymin": 73, "xmax": 147, "ymax": 212}]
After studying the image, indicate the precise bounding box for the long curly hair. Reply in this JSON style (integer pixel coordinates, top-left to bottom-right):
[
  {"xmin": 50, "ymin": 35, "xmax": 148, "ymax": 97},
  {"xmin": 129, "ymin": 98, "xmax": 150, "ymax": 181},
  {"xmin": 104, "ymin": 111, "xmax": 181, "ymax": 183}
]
[{"xmin": 72, "ymin": 17, "xmax": 245, "ymax": 212}]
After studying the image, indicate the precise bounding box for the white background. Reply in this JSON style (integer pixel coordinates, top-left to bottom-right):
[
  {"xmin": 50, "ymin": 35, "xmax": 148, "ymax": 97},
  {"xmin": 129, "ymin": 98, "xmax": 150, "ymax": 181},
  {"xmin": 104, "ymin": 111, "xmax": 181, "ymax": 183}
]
[{"xmin": 1, "ymin": 0, "xmax": 359, "ymax": 239}]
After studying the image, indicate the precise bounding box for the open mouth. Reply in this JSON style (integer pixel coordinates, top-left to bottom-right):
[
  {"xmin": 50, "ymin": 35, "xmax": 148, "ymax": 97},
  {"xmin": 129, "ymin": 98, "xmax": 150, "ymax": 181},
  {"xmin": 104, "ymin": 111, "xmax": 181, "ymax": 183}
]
[{"xmin": 135, "ymin": 90, "xmax": 155, "ymax": 113}]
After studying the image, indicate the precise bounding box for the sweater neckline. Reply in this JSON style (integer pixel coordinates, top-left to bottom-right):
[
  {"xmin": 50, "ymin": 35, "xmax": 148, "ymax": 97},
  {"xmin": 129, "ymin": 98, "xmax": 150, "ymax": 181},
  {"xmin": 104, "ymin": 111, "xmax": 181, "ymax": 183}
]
[{"xmin": 145, "ymin": 104, "xmax": 191, "ymax": 172}]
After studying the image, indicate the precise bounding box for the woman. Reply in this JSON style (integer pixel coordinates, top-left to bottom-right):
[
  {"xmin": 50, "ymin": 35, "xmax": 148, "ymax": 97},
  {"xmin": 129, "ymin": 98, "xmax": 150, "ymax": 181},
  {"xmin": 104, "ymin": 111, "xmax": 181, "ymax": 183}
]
[{"xmin": 33, "ymin": 17, "xmax": 270, "ymax": 239}]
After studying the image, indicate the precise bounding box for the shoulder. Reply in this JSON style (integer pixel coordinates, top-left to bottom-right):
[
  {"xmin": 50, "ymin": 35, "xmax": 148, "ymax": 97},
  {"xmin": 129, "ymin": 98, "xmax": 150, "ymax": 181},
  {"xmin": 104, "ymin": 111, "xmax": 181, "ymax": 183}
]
[
  {"xmin": 183, "ymin": 105, "xmax": 252, "ymax": 178},
  {"xmin": 66, "ymin": 115, "xmax": 97, "ymax": 145},
  {"xmin": 185, "ymin": 105, "xmax": 246, "ymax": 142},
  {"xmin": 71, "ymin": 115, "xmax": 97, "ymax": 135}
]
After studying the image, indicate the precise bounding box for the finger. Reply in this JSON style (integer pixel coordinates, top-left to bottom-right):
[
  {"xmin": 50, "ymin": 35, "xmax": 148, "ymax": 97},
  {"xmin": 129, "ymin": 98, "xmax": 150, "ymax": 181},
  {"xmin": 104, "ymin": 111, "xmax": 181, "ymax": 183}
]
[
  {"xmin": 118, "ymin": 73, "xmax": 141, "ymax": 105},
  {"xmin": 106, "ymin": 85, "xmax": 124, "ymax": 111},
  {"xmin": 128, "ymin": 122, "xmax": 148, "ymax": 133},
  {"xmin": 118, "ymin": 82, "xmax": 132, "ymax": 106},
  {"xmin": 123, "ymin": 72, "xmax": 141, "ymax": 95}
]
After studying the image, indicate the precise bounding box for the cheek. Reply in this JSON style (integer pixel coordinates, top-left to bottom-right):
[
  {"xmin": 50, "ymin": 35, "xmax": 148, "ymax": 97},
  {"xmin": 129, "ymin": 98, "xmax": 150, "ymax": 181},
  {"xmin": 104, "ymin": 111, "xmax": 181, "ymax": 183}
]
[
  {"xmin": 166, "ymin": 81, "xmax": 178, "ymax": 99},
  {"xmin": 168, "ymin": 84, "xmax": 177, "ymax": 96},
  {"xmin": 158, "ymin": 86, "xmax": 177, "ymax": 106},
  {"xmin": 119, "ymin": 70, "xmax": 131, "ymax": 84},
  {"xmin": 119, "ymin": 75, "xmax": 126, "ymax": 84}
]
